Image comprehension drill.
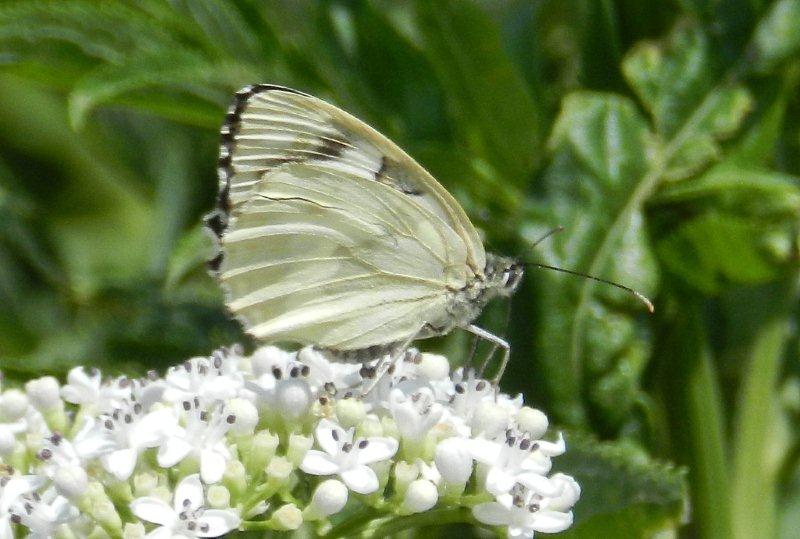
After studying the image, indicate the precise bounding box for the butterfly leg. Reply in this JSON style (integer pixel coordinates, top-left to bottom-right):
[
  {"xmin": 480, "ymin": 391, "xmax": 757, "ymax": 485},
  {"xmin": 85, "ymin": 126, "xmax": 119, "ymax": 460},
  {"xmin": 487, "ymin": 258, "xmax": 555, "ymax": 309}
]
[
  {"xmin": 465, "ymin": 324, "xmax": 510, "ymax": 384},
  {"xmin": 359, "ymin": 332, "xmax": 419, "ymax": 396}
]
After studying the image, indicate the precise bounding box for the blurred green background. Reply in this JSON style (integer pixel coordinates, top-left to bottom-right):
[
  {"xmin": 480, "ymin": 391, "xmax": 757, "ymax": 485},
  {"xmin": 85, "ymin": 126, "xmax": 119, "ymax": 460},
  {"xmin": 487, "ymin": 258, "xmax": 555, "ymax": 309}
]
[{"xmin": 0, "ymin": 0, "xmax": 799, "ymax": 537}]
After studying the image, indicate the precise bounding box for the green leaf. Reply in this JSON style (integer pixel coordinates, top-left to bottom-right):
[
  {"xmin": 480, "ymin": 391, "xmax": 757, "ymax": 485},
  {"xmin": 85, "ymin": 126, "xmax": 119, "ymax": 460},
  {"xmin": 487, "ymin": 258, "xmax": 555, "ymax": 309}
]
[
  {"xmin": 554, "ymin": 432, "xmax": 687, "ymax": 538},
  {"xmin": 751, "ymin": 0, "xmax": 800, "ymax": 72},
  {"xmin": 656, "ymin": 211, "xmax": 784, "ymax": 294},
  {"xmin": 622, "ymin": 24, "xmax": 754, "ymax": 180},
  {"xmin": 412, "ymin": 0, "xmax": 544, "ymax": 188},
  {"xmin": 655, "ymin": 164, "xmax": 800, "ymax": 209},
  {"xmin": 68, "ymin": 50, "xmax": 256, "ymax": 129}
]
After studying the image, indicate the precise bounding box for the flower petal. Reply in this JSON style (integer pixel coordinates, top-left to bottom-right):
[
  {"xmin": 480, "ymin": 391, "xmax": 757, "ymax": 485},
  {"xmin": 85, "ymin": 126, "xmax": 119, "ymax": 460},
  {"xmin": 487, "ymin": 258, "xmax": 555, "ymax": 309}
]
[
  {"xmin": 356, "ymin": 437, "xmax": 398, "ymax": 465},
  {"xmin": 144, "ymin": 527, "xmax": 173, "ymax": 539},
  {"xmin": 485, "ymin": 467, "xmax": 515, "ymax": 496},
  {"xmin": 300, "ymin": 450, "xmax": 340, "ymax": 476},
  {"xmin": 536, "ymin": 434, "xmax": 566, "ymax": 457},
  {"xmin": 173, "ymin": 474, "xmax": 204, "ymax": 512},
  {"xmin": 316, "ymin": 418, "xmax": 347, "ymax": 456},
  {"xmin": 517, "ymin": 473, "xmax": 560, "ymax": 497},
  {"xmin": 196, "ymin": 509, "xmax": 241, "ymax": 537},
  {"xmin": 157, "ymin": 436, "xmax": 192, "ymax": 468},
  {"xmin": 130, "ymin": 497, "xmax": 176, "ymax": 527},
  {"xmin": 0, "ymin": 476, "xmax": 45, "ymax": 513},
  {"xmin": 466, "ymin": 438, "xmax": 502, "ymax": 464},
  {"xmin": 133, "ymin": 408, "xmax": 177, "ymax": 448},
  {"xmin": 530, "ymin": 510, "xmax": 573, "ymax": 533},
  {"xmin": 200, "ymin": 449, "xmax": 227, "ymax": 484},
  {"xmin": 472, "ymin": 502, "xmax": 510, "ymax": 526},
  {"xmin": 101, "ymin": 448, "xmax": 138, "ymax": 481},
  {"xmin": 0, "ymin": 519, "xmax": 14, "ymax": 539},
  {"xmin": 340, "ymin": 465, "xmax": 379, "ymax": 494}
]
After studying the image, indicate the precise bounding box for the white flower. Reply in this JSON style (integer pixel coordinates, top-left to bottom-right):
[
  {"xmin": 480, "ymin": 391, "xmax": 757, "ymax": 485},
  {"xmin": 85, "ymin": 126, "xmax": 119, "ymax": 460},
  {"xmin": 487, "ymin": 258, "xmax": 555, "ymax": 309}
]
[
  {"xmin": 99, "ymin": 402, "xmax": 176, "ymax": 481},
  {"xmin": 62, "ymin": 371, "xmax": 165, "ymax": 417},
  {"xmin": 300, "ymin": 419, "xmax": 398, "ymax": 494},
  {"xmin": 157, "ymin": 399, "xmax": 235, "ymax": 484},
  {"xmin": 37, "ymin": 423, "xmax": 114, "ymax": 477},
  {"xmin": 388, "ymin": 388, "xmax": 444, "ymax": 444},
  {"xmin": 470, "ymin": 429, "xmax": 565, "ymax": 496},
  {"xmin": 296, "ymin": 347, "xmax": 361, "ymax": 392},
  {"xmin": 473, "ymin": 482, "xmax": 576, "ymax": 538},
  {"xmin": 130, "ymin": 474, "xmax": 240, "ymax": 538},
  {"xmin": 443, "ymin": 369, "xmax": 496, "ymax": 436},
  {"xmin": 247, "ymin": 361, "xmax": 313, "ymax": 422},
  {"xmin": 163, "ymin": 356, "xmax": 243, "ymax": 404},
  {"xmin": 9, "ymin": 488, "xmax": 78, "ymax": 539},
  {"xmin": 0, "ymin": 475, "xmax": 45, "ymax": 539}
]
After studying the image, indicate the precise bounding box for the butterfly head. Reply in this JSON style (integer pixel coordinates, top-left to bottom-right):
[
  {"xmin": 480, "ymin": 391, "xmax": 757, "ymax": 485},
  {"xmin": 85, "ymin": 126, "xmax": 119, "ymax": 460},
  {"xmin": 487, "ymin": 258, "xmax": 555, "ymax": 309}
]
[{"xmin": 486, "ymin": 254, "xmax": 524, "ymax": 297}]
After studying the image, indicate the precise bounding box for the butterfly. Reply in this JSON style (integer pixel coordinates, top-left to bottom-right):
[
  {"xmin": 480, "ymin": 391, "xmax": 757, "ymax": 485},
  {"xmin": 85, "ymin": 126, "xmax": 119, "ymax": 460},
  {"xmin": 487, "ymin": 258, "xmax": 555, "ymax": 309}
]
[{"xmin": 206, "ymin": 84, "xmax": 522, "ymax": 381}]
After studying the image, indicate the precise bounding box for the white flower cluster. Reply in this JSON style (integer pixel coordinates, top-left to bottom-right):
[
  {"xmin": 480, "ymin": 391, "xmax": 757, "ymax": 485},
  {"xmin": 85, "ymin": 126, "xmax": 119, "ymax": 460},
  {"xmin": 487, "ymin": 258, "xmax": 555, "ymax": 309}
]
[{"xmin": 0, "ymin": 345, "xmax": 580, "ymax": 538}]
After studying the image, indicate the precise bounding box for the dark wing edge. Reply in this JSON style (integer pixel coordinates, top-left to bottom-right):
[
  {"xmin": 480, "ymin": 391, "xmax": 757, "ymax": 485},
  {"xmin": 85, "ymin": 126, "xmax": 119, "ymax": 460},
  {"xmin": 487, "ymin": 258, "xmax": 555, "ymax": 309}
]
[{"xmin": 204, "ymin": 84, "xmax": 312, "ymax": 274}]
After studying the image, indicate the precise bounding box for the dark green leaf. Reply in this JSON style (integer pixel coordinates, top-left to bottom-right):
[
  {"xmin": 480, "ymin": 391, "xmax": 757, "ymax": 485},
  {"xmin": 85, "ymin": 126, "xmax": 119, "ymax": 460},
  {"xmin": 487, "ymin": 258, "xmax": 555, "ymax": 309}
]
[
  {"xmin": 412, "ymin": 0, "xmax": 544, "ymax": 188},
  {"xmin": 554, "ymin": 432, "xmax": 687, "ymax": 538}
]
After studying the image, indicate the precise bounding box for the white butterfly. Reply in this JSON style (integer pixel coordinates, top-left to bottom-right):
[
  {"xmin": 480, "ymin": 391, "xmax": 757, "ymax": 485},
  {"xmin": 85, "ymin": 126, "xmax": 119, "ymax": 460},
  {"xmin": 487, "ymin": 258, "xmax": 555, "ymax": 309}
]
[{"xmin": 206, "ymin": 85, "xmax": 522, "ymax": 380}]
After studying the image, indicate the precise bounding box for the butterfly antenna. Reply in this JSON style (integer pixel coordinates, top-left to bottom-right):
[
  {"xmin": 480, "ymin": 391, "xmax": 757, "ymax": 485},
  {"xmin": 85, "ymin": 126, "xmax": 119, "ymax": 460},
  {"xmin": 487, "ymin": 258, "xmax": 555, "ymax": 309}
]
[
  {"xmin": 529, "ymin": 226, "xmax": 565, "ymax": 249},
  {"xmin": 528, "ymin": 263, "xmax": 655, "ymax": 313}
]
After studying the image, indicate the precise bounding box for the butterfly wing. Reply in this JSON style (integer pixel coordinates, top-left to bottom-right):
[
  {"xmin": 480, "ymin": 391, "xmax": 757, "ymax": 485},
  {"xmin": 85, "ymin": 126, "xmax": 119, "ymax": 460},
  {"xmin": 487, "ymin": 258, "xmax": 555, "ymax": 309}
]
[{"xmin": 210, "ymin": 85, "xmax": 485, "ymax": 350}]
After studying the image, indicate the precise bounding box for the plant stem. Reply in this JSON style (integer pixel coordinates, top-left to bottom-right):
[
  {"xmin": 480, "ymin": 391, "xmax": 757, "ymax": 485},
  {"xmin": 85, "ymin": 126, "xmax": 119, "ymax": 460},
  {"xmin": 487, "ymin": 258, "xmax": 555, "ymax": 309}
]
[
  {"xmin": 731, "ymin": 306, "xmax": 791, "ymax": 539},
  {"xmin": 324, "ymin": 506, "xmax": 476, "ymax": 538},
  {"xmin": 666, "ymin": 301, "xmax": 732, "ymax": 539}
]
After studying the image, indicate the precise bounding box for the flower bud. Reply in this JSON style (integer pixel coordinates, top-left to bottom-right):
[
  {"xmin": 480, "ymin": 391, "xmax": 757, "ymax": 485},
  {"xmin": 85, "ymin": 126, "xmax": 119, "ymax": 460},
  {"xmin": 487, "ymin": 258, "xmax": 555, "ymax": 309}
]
[
  {"xmin": 276, "ymin": 379, "xmax": 312, "ymax": 421},
  {"xmin": 516, "ymin": 407, "xmax": 549, "ymax": 439},
  {"xmin": 94, "ymin": 499, "xmax": 123, "ymax": 533},
  {"xmin": 401, "ymin": 479, "xmax": 438, "ymax": 514},
  {"xmin": 25, "ymin": 376, "xmax": 61, "ymax": 410},
  {"xmin": 471, "ymin": 401, "xmax": 510, "ymax": 439},
  {"xmin": 245, "ymin": 430, "xmax": 279, "ymax": 476},
  {"xmin": 418, "ymin": 353, "xmax": 450, "ymax": 380},
  {"xmin": 287, "ymin": 434, "xmax": 313, "ymax": 466},
  {"xmin": 434, "ymin": 437, "xmax": 473, "ymax": 486},
  {"xmin": 150, "ymin": 486, "xmax": 172, "ymax": 504},
  {"xmin": 223, "ymin": 460, "xmax": 247, "ymax": 498},
  {"xmin": 305, "ymin": 479, "xmax": 348, "ymax": 520},
  {"xmin": 207, "ymin": 485, "xmax": 231, "ymax": 509},
  {"xmin": 269, "ymin": 503, "xmax": 303, "ymax": 531},
  {"xmin": 226, "ymin": 398, "xmax": 259, "ymax": 435},
  {"xmin": 0, "ymin": 389, "xmax": 28, "ymax": 421},
  {"xmin": 357, "ymin": 414, "xmax": 383, "ymax": 438},
  {"xmin": 123, "ymin": 522, "xmax": 145, "ymax": 539},
  {"xmin": 0, "ymin": 428, "xmax": 15, "ymax": 456},
  {"xmin": 393, "ymin": 460, "xmax": 418, "ymax": 497},
  {"xmin": 54, "ymin": 465, "xmax": 89, "ymax": 499},
  {"xmin": 133, "ymin": 472, "xmax": 159, "ymax": 497},
  {"xmin": 266, "ymin": 456, "xmax": 293, "ymax": 483},
  {"xmin": 335, "ymin": 398, "xmax": 366, "ymax": 429}
]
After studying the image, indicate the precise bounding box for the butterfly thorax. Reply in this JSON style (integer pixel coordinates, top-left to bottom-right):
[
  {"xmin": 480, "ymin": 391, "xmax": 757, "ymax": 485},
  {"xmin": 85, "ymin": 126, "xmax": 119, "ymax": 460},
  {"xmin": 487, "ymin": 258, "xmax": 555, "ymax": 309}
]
[{"xmin": 424, "ymin": 253, "xmax": 523, "ymax": 338}]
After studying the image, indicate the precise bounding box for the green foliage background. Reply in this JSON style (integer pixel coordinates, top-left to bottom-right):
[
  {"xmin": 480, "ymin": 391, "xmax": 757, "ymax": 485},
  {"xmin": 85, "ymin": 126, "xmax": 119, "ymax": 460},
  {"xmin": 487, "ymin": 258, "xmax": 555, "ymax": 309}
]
[{"xmin": 0, "ymin": 0, "xmax": 798, "ymax": 537}]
